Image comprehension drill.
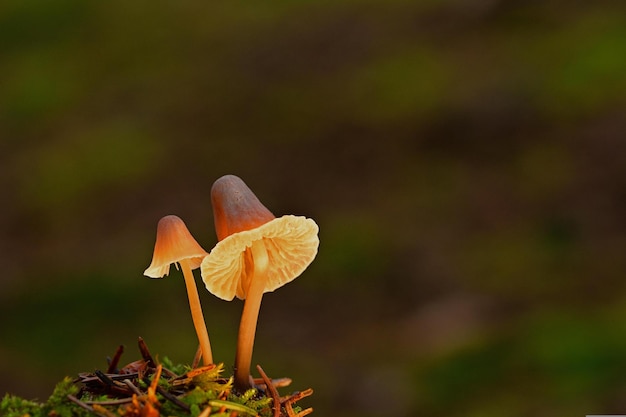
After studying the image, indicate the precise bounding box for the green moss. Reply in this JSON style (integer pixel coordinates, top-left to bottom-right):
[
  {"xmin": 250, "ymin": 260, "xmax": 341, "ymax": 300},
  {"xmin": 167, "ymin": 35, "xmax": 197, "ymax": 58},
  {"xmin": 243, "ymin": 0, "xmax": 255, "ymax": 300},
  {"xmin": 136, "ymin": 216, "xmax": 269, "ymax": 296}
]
[
  {"xmin": 42, "ymin": 377, "xmax": 81, "ymax": 417},
  {"xmin": 1, "ymin": 393, "xmax": 43, "ymax": 417},
  {"xmin": 2, "ymin": 360, "xmax": 311, "ymax": 417},
  {"xmin": 1, "ymin": 377, "xmax": 81, "ymax": 417}
]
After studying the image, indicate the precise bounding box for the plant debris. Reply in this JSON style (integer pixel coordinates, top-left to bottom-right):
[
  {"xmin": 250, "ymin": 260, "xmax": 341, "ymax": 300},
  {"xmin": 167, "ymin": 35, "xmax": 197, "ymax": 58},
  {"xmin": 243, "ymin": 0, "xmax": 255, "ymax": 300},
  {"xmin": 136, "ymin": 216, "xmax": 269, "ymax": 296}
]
[{"xmin": 1, "ymin": 338, "xmax": 313, "ymax": 417}]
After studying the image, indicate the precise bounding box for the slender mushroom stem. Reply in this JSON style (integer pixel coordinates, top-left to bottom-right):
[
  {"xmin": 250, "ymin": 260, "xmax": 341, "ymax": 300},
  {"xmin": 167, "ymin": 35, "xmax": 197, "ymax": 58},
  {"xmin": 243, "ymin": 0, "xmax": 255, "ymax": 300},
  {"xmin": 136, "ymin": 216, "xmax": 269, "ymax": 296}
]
[
  {"xmin": 234, "ymin": 239, "xmax": 269, "ymax": 391},
  {"xmin": 180, "ymin": 258, "xmax": 213, "ymax": 365}
]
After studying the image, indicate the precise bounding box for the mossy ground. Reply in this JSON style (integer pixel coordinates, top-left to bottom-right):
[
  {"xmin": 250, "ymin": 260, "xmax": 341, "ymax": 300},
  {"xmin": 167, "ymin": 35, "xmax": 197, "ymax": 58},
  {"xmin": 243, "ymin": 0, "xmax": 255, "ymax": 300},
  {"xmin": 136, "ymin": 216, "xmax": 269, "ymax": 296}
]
[{"xmin": 1, "ymin": 340, "xmax": 312, "ymax": 417}]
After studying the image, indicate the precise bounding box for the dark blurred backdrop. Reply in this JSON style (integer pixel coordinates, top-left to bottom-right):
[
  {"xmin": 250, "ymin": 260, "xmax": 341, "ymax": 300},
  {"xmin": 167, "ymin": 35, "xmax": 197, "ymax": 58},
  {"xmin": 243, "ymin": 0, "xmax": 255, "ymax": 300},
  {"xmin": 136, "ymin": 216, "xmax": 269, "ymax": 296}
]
[{"xmin": 1, "ymin": 1, "xmax": 626, "ymax": 416}]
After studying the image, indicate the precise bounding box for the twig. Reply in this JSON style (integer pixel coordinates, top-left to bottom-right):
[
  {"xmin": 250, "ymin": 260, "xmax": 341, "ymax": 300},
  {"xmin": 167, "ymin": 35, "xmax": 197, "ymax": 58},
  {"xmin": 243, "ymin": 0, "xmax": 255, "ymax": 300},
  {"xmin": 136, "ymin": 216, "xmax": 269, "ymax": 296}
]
[
  {"xmin": 106, "ymin": 345, "xmax": 124, "ymax": 374},
  {"xmin": 80, "ymin": 372, "xmax": 140, "ymax": 383},
  {"xmin": 123, "ymin": 379, "xmax": 142, "ymax": 396},
  {"xmin": 197, "ymin": 404, "xmax": 212, "ymax": 417},
  {"xmin": 155, "ymin": 386, "xmax": 191, "ymax": 411},
  {"xmin": 192, "ymin": 344, "xmax": 202, "ymax": 368},
  {"xmin": 94, "ymin": 370, "xmax": 115, "ymax": 387},
  {"xmin": 253, "ymin": 377, "xmax": 292, "ymax": 389},
  {"xmin": 67, "ymin": 395, "xmax": 109, "ymax": 417},
  {"xmin": 137, "ymin": 337, "xmax": 155, "ymax": 367},
  {"xmin": 295, "ymin": 407, "xmax": 314, "ymax": 417},
  {"xmin": 280, "ymin": 389, "xmax": 313, "ymax": 405},
  {"xmin": 92, "ymin": 370, "xmax": 135, "ymax": 397},
  {"xmin": 160, "ymin": 365, "xmax": 180, "ymax": 379},
  {"xmin": 84, "ymin": 398, "xmax": 134, "ymax": 406},
  {"xmin": 256, "ymin": 365, "xmax": 281, "ymax": 417},
  {"xmin": 282, "ymin": 388, "xmax": 314, "ymax": 417}
]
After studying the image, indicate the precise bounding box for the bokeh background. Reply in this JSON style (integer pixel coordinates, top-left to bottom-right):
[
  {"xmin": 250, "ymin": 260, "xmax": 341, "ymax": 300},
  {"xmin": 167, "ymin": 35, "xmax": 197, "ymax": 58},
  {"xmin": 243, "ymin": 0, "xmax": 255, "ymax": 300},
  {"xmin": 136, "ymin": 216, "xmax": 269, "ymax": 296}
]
[{"xmin": 2, "ymin": 1, "xmax": 626, "ymax": 416}]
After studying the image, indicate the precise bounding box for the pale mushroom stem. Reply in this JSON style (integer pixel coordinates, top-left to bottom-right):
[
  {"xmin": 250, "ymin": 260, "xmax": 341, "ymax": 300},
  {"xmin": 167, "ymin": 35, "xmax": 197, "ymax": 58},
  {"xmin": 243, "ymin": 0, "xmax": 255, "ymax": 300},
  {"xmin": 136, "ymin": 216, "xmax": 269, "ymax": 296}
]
[
  {"xmin": 180, "ymin": 258, "xmax": 214, "ymax": 365},
  {"xmin": 234, "ymin": 239, "xmax": 269, "ymax": 391}
]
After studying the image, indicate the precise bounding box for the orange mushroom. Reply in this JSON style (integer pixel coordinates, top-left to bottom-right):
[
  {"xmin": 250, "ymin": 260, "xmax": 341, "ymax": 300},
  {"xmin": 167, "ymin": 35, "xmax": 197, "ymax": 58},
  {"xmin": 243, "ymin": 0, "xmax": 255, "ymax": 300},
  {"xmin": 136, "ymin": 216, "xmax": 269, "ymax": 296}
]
[
  {"xmin": 201, "ymin": 175, "xmax": 319, "ymax": 391},
  {"xmin": 144, "ymin": 215, "xmax": 213, "ymax": 365}
]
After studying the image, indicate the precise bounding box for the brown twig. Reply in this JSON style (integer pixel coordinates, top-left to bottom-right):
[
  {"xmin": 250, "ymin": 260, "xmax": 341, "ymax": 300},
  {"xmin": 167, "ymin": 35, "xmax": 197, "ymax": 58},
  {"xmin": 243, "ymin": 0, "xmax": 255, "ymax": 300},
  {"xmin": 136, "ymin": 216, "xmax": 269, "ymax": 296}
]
[
  {"xmin": 280, "ymin": 389, "xmax": 313, "ymax": 405},
  {"xmin": 95, "ymin": 370, "xmax": 115, "ymax": 387},
  {"xmin": 137, "ymin": 337, "xmax": 155, "ymax": 367},
  {"xmin": 78, "ymin": 339, "xmax": 314, "ymax": 417},
  {"xmin": 106, "ymin": 345, "xmax": 124, "ymax": 374},
  {"xmin": 256, "ymin": 365, "xmax": 281, "ymax": 417},
  {"xmin": 67, "ymin": 395, "xmax": 110, "ymax": 417},
  {"xmin": 282, "ymin": 389, "xmax": 314, "ymax": 417},
  {"xmin": 192, "ymin": 344, "xmax": 202, "ymax": 368},
  {"xmin": 79, "ymin": 372, "xmax": 140, "ymax": 385},
  {"xmin": 160, "ymin": 366, "xmax": 180, "ymax": 379},
  {"xmin": 123, "ymin": 379, "xmax": 142, "ymax": 396},
  {"xmin": 295, "ymin": 407, "xmax": 314, "ymax": 417},
  {"xmin": 253, "ymin": 377, "xmax": 292, "ymax": 389},
  {"xmin": 155, "ymin": 385, "xmax": 191, "ymax": 411},
  {"xmin": 93, "ymin": 370, "xmax": 131, "ymax": 396}
]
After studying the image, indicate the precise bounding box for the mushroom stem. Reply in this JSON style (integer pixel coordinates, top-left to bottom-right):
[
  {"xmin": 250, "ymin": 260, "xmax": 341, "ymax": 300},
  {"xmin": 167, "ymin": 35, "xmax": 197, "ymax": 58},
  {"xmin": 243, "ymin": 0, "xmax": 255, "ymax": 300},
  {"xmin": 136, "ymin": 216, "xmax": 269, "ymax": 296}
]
[
  {"xmin": 180, "ymin": 258, "xmax": 213, "ymax": 365},
  {"xmin": 234, "ymin": 239, "xmax": 269, "ymax": 391}
]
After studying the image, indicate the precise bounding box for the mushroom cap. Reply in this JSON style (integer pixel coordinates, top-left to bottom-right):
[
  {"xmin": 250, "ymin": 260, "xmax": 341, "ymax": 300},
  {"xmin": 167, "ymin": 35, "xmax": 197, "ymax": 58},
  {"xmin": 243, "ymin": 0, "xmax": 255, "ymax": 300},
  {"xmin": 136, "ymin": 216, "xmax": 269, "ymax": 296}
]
[
  {"xmin": 201, "ymin": 215, "xmax": 319, "ymax": 301},
  {"xmin": 211, "ymin": 174, "xmax": 276, "ymax": 241},
  {"xmin": 144, "ymin": 215, "xmax": 209, "ymax": 278}
]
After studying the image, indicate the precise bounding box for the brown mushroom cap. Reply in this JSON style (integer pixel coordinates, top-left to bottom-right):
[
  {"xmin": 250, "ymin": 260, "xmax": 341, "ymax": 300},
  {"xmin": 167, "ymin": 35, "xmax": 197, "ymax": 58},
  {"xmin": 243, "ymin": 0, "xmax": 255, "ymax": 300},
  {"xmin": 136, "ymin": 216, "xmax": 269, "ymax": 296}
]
[
  {"xmin": 144, "ymin": 215, "xmax": 209, "ymax": 278},
  {"xmin": 210, "ymin": 174, "xmax": 276, "ymax": 241},
  {"xmin": 201, "ymin": 214, "xmax": 319, "ymax": 301}
]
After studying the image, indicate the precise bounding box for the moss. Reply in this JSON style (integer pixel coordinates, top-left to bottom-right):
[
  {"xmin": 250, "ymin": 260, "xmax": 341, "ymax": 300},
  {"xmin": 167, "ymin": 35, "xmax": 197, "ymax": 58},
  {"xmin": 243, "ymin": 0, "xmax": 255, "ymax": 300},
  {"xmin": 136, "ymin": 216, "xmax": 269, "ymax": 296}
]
[
  {"xmin": 1, "ymin": 392, "xmax": 44, "ymax": 417},
  {"xmin": 1, "ymin": 377, "xmax": 81, "ymax": 417},
  {"xmin": 2, "ymin": 360, "xmax": 312, "ymax": 417}
]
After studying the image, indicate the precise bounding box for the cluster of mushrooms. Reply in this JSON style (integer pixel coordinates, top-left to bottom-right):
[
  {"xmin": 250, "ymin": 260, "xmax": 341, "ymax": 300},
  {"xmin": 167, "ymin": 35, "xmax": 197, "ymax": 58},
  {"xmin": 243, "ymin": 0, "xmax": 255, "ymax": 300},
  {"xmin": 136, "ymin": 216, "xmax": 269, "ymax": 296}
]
[{"xmin": 143, "ymin": 175, "xmax": 319, "ymax": 393}]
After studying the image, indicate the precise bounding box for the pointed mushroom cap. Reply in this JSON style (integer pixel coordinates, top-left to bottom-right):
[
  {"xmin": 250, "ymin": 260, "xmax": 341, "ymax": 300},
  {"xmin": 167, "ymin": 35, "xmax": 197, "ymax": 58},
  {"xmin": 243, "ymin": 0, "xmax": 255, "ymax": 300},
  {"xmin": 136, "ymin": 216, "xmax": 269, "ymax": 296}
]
[
  {"xmin": 201, "ymin": 175, "xmax": 319, "ymax": 301},
  {"xmin": 144, "ymin": 215, "xmax": 209, "ymax": 278},
  {"xmin": 210, "ymin": 174, "xmax": 276, "ymax": 241},
  {"xmin": 201, "ymin": 215, "xmax": 319, "ymax": 300}
]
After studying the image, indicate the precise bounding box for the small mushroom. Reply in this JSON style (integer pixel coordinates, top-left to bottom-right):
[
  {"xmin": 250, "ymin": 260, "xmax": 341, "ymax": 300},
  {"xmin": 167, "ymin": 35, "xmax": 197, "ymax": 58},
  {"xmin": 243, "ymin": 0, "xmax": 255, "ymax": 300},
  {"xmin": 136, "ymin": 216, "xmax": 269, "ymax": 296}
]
[
  {"xmin": 144, "ymin": 215, "xmax": 213, "ymax": 365},
  {"xmin": 201, "ymin": 175, "xmax": 319, "ymax": 390}
]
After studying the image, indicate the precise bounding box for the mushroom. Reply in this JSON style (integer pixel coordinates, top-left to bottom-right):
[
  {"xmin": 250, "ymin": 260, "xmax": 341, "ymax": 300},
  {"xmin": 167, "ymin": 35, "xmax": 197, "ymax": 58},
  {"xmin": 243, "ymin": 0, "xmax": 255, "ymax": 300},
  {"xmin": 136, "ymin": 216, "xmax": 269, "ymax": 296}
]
[
  {"xmin": 201, "ymin": 175, "xmax": 319, "ymax": 391},
  {"xmin": 144, "ymin": 215, "xmax": 213, "ymax": 365}
]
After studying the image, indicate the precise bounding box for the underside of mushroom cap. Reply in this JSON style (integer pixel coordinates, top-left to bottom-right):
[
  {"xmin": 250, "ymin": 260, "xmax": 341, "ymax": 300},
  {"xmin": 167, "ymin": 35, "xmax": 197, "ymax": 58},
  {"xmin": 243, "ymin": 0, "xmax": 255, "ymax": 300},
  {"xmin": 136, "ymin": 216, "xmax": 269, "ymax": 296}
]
[
  {"xmin": 200, "ymin": 215, "xmax": 319, "ymax": 301},
  {"xmin": 145, "ymin": 253, "xmax": 206, "ymax": 278}
]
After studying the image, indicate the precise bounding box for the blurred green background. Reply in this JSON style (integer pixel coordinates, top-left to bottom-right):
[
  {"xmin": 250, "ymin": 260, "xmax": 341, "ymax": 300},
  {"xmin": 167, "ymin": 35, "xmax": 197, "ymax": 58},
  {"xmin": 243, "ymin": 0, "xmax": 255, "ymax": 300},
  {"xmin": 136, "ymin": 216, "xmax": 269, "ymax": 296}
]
[{"xmin": 1, "ymin": 1, "xmax": 626, "ymax": 416}]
